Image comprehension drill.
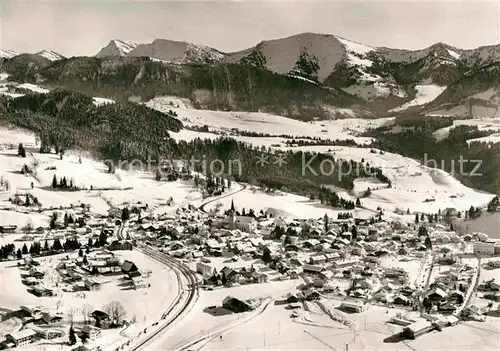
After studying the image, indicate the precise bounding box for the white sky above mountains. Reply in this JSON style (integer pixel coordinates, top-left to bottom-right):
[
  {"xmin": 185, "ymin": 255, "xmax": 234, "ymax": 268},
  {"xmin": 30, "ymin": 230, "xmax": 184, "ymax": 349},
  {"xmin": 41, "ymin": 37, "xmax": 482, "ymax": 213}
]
[{"xmin": 1, "ymin": 0, "xmax": 499, "ymax": 56}]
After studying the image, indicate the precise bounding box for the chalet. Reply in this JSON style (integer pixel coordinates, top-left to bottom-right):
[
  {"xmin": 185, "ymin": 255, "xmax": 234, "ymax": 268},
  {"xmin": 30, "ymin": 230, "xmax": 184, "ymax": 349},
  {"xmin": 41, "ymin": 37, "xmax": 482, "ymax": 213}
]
[
  {"xmin": 303, "ymin": 239, "xmax": 320, "ymax": 249},
  {"xmin": 221, "ymin": 266, "xmax": 240, "ymax": 283},
  {"xmin": 222, "ymin": 296, "xmax": 253, "ymax": 313},
  {"xmin": 41, "ymin": 312, "xmax": 63, "ymax": 324},
  {"xmin": 304, "ymin": 289, "xmax": 320, "ymax": 301},
  {"xmin": 84, "ymin": 278, "xmax": 101, "ymax": 291},
  {"xmin": 132, "ymin": 277, "xmax": 147, "ymax": 289},
  {"xmin": 6, "ymin": 329, "xmax": 37, "ymax": 347},
  {"xmin": 108, "ymin": 240, "xmax": 133, "ymax": 251},
  {"xmin": 121, "ymin": 260, "xmax": 139, "ymax": 277},
  {"xmin": 302, "ymin": 264, "xmax": 325, "ymax": 275}
]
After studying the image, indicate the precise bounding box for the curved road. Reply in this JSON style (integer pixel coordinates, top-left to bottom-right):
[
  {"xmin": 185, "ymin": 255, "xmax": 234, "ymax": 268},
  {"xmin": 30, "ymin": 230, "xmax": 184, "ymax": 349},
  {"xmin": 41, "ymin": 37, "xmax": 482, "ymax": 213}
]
[
  {"xmin": 128, "ymin": 245, "xmax": 199, "ymax": 351},
  {"xmin": 198, "ymin": 183, "xmax": 247, "ymax": 213}
]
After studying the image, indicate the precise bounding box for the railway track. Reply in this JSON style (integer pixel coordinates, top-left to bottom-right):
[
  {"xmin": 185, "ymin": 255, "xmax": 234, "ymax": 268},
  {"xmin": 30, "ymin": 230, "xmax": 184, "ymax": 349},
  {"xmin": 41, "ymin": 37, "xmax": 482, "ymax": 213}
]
[{"xmin": 129, "ymin": 245, "xmax": 199, "ymax": 351}]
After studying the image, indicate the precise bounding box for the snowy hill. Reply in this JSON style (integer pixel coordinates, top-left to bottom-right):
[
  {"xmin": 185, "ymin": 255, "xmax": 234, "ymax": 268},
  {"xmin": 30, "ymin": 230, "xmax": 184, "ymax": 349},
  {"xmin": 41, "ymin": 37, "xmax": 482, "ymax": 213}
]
[
  {"xmin": 127, "ymin": 39, "xmax": 225, "ymax": 64},
  {"xmin": 0, "ymin": 49, "xmax": 18, "ymax": 59},
  {"xmin": 96, "ymin": 39, "xmax": 138, "ymax": 57},
  {"xmin": 36, "ymin": 50, "xmax": 65, "ymax": 61}
]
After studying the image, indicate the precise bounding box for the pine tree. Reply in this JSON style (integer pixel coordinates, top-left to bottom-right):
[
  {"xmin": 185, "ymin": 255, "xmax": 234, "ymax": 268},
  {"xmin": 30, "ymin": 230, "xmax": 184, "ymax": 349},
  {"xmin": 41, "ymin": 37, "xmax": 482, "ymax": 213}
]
[
  {"xmin": 53, "ymin": 238, "xmax": 63, "ymax": 251},
  {"xmin": 52, "ymin": 174, "xmax": 58, "ymax": 188},
  {"xmin": 22, "ymin": 243, "xmax": 28, "ymax": 255},
  {"xmin": 25, "ymin": 194, "xmax": 31, "ymax": 206},
  {"xmin": 356, "ymin": 198, "xmax": 361, "ymax": 207},
  {"xmin": 69, "ymin": 326, "xmax": 77, "ymax": 345},
  {"xmin": 121, "ymin": 207, "xmax": 130, "ymax": 221},
  {"xmin": 415, "ymin": 213, "xmax": 419, "ymax": 223},
  {"xmin": 44, "ymin": 240, "xmax": 50, "ymax": 251},
  {"xmin": 17, "ymin": 143, "xmax": 26, "ymax": 157},
  {"xmin": 16, "ymin": 248, "xmax": 22, "ymax": 259}
]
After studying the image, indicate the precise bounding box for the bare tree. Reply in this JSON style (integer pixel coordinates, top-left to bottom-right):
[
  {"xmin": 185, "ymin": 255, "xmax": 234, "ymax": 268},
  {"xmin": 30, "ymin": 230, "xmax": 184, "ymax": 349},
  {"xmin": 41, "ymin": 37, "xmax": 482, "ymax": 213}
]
[
  {"xmin": 67, "ymin": 307, "xmax": 77, "ymax": 325},
  {"xmin": 103, "ymin": 301, "xmax": 127, "ymax": 326},
  {"xmin": 81, "ymin": 304, "xmax": 93, "ymax": 324}
]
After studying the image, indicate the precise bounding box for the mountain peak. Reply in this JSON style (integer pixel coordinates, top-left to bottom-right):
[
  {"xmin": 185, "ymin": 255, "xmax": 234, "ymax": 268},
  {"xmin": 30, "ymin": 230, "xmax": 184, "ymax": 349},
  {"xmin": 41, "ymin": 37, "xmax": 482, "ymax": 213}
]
[
  {"xmin": 96, "ymin": 40, "xmax": 138, "ymax": 58},
  {"xmin": 0, "ymin": 49, "xmax": 18, "ymax": 59},
  {"xmin": 36, "ymin": 50, "xmax": 65, "ymax": 61}
]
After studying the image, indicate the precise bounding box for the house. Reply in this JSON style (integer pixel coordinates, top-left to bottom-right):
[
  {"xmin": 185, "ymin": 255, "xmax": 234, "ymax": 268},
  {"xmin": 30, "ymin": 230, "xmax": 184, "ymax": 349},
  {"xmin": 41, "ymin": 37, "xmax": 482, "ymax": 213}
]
[
  {"xmin": 304, "ymin": 289, "xmax": 320, "ymax": 301},
  {"xmin": 251, "ymin": 271, "xmax": 268, "ymax": 284},
  {"xmin": 30, "ymin": 285, "xmax": 53, "ymax": 297},
  {"xmin": 426, "ymin": 287, "xmax": 447, "ymax": 301},
  {"xmin": 474, "ymin": 241, "xmax": 495, "ymax": 255},
  {"xmin": 81, "ymin": 325, "xmax": 102, "ymax": 340},
  {"xmin": 121, "ymin": 260, "xmax": 139, "ymax": 276},
  {"xmin": 6, "ymin": 329, "xmax": 37, "ymax": 347},
  {"xmin": 234, "ymin": 216, "xmax": 257, "ymax": 233},
  {"xmin": 42, "ymin": 312, "xmax": 63, "ymax": 324},
  {"xmin": 285, "ymin": 293, "xmax": 299, "ymax": 303},
  {"xmin": 108, "ymin": 240, "xmax": 133, "ymax": 251},
  {"xmin": 84, "ymin": 278, "xmax": 101, "ymax": 291},
  {"xmin": 303, "ymin": 264, "xmax": 325, "ymax": 275},
  {"xmin": 196, "ymin": 262, "xmax": 213, "ymax": 277},
  {"xmin": 0, "ymin": 225, "xmax": 17, "ymax": 233},
  {"xmin": 402, "ymin": 320, "xmax": 434, "ymax": 339},
  {"xmin": 221, "ymin": 266, "xmax": 240, "ymax": 283},
  {"xmin": 309, "ymin": 255, "xmax": 327, "ymax": 265},
  {"xmin": 222, "ymin": 296, "xmax": 253, "ymax": 313},
  {"xmin": 340, "ymin": 301, "xmax": 366, "ymax": 313}
]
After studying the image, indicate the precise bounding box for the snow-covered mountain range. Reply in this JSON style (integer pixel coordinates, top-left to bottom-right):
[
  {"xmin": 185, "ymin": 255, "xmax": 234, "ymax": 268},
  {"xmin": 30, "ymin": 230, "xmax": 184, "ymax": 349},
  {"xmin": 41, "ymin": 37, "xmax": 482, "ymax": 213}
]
[{"xmin": 2, "ymin": 32, "xmax": 500, "ymax": 119}]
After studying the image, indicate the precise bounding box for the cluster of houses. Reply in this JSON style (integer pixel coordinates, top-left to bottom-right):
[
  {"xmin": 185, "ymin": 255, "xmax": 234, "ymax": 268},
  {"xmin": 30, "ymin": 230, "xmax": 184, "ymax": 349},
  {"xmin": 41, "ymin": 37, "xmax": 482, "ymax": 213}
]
[{"xmin": 0, "ymin": 303, "xmax": 111, "ymax": 348}]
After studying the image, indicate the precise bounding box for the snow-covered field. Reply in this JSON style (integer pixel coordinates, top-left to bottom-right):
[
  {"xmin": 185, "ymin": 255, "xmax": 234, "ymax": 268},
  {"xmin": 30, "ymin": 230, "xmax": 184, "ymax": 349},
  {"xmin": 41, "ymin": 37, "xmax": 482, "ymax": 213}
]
[
  {"xmin": 390, "ymin": 85, "xmax": 447, "ymax": 112},
  {"xmin": 147, "ymin": 279, "xmax": 300, "ymax": 350},
  {"xmin": 0, "ymin": 127, "xmax": 203, "ymax": 231},
  {"xmin": 146, "ymin": 96, "xmax": 392, "ymax": 145},
  {"xmin": 433, "ymin": 117, "xmax": 500, "ymax": 143},
  {"xmin": 0, "ymin": 250, "xmax": 179, "ymax": 350}
]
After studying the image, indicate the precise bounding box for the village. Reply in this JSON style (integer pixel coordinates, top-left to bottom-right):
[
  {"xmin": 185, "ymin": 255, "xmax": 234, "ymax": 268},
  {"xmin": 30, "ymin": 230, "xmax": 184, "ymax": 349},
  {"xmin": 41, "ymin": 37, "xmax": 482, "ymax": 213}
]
[
  {"xmin": 0, "ymin": 184, "xmax": 499, "ymax": 351},
  {"xmin": 0, "ymin": 124, "xmax": 498, "ymax": 351}
]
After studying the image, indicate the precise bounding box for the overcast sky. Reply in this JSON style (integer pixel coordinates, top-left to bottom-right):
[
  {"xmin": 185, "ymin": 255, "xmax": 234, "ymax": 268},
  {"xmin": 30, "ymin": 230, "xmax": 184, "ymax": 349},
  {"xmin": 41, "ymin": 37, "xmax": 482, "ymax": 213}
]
[{"xmin": 1, "ymin": 0, "xmax": 499, "ymax": 56}]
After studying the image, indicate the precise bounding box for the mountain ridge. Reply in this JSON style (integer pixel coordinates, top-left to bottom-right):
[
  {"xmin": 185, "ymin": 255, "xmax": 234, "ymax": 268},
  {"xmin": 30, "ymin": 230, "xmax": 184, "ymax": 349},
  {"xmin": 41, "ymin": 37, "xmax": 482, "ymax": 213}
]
[{"xmin": 2, "ymin": 32, "xmax": 500, "ymax": 120}]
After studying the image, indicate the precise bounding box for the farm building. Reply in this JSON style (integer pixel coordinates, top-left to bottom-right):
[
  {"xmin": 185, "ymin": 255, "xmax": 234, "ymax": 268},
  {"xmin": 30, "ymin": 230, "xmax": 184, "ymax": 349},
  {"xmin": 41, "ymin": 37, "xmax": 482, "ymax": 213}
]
[
  {"xmin": 340, "ymin": 301, "xmax": 366, "ymax": 313},
  {"xmin": 402, "ymin": 320, "xmax": 434, "ymax": 339},
  {"xmin": 121, "ymin": 260, "xmax": 140, "ymax": 277},
  {"xmin": 222, "ymin": 296, "xmax": 253, "ymax": 313},
  {"xmin": 84, "ymin": 278, "xmax": 101, "ymax": 291}
]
